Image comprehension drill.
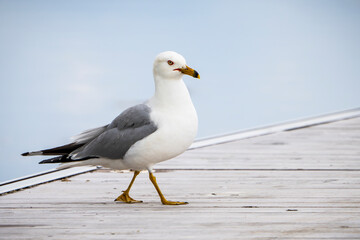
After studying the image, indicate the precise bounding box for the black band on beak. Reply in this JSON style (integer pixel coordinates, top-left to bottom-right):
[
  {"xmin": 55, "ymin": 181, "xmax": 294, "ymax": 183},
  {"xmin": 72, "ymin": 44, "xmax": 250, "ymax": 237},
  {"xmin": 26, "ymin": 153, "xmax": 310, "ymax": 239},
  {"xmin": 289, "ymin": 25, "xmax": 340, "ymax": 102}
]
[{"xmin": 193, "ymin": 70, "xmax": 199, "ymax": 79}]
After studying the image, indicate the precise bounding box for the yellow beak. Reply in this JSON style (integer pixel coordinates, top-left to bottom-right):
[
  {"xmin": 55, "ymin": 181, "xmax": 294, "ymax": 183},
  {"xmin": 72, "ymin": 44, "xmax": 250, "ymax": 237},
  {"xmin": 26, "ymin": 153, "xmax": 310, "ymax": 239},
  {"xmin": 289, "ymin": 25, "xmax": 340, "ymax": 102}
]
[{"xmin": 178, "ymin": 65, "xmax": 200, "ymax": 79}]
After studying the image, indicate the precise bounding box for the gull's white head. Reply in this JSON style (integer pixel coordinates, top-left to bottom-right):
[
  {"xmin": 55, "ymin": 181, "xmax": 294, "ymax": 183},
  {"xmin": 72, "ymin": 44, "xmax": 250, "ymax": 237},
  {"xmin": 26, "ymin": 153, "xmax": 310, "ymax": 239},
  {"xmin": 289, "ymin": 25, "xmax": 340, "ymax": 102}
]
[{"xmin": 153, "ymin": 51, "xmax": 200, "ymax": 80}]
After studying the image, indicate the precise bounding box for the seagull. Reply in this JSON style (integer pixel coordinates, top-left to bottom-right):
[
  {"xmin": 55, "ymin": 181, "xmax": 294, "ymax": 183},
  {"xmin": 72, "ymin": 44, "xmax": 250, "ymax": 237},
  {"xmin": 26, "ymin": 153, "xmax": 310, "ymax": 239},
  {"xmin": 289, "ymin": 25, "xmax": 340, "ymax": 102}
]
[{"xmin": 22, "ymin": 51, "xmax": 200, "ymax": 205}]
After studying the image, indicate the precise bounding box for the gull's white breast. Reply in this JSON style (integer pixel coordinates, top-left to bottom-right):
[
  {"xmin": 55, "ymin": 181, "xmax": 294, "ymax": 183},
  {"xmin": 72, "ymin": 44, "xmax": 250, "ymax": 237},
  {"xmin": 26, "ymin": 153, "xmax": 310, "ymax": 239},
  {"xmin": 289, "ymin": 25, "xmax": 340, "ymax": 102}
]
[
  {"xmin": 122, "ymin": 77, "xmax": 198, "ymax": 171},
  {"xmin": 122, "ymin": 103, "xmax": 198, "ymax": 170}
]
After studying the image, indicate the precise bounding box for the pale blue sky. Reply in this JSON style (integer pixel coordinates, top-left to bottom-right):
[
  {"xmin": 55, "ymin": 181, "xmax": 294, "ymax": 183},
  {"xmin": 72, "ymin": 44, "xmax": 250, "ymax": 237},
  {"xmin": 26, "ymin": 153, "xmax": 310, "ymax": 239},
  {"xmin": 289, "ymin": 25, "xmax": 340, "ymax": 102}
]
[{"xmin": 0, "ymin": 0, "xmax": 359, "ymax": 181}]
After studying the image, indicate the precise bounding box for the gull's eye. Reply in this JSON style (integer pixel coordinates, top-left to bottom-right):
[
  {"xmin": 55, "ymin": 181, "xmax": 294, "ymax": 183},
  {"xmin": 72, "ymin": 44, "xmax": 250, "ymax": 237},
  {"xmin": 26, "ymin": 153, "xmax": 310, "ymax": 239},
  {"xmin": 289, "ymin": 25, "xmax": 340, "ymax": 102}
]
[{"xmin": 167, "ymin": 60, "xmax": 174, "ymax": 66}]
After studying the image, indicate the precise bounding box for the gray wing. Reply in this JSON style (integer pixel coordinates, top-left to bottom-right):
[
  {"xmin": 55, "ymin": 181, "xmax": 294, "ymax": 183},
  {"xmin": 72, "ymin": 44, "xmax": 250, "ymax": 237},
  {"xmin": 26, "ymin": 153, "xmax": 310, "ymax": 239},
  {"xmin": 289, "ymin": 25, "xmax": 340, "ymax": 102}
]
[{"xmin": 71, "ymin": 104, "xmax": 157, "ymax": 160}]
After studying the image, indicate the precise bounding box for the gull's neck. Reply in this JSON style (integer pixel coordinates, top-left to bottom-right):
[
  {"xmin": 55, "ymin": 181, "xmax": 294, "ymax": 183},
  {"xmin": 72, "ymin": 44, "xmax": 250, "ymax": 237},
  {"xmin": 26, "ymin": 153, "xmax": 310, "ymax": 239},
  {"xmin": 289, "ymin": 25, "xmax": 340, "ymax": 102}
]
[{"xmin": 148, "ymin": 75, "xmax": 194, "ymax": 109}]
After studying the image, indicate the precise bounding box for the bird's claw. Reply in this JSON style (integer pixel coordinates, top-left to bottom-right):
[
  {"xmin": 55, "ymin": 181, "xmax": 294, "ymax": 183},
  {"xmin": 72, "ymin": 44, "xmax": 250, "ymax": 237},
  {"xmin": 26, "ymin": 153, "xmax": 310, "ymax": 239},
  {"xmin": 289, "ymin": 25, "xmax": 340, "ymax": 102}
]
[{"xmin": 114, "ymin": 192, "xmax": 143, "ymax": 203}]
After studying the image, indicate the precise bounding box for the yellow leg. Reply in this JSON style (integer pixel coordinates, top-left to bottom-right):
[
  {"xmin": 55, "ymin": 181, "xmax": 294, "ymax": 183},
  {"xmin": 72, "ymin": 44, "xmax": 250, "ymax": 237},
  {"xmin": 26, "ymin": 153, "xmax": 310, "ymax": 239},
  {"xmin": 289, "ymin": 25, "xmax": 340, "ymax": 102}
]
[
  {"xmin": 149, "ymin": 172, "xmax": 188, "ymax": 205},
  {"xmin": 114, "ymin": 171, "xmax": 142, "ymax": 203}
]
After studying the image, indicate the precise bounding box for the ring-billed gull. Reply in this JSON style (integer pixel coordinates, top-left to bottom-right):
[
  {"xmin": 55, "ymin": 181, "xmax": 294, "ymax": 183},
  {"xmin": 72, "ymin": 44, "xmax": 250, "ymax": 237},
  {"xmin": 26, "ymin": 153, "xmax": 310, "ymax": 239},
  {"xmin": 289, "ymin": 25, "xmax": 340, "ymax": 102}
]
[{"xmin": 22, "ymin": 51, "xmax": 200, "ymax": 205}]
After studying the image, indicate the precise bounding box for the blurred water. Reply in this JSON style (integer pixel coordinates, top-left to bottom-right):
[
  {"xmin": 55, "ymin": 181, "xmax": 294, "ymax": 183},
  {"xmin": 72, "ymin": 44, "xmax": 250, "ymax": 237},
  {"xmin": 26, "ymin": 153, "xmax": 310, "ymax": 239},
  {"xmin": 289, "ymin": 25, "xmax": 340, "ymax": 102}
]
[{"xmin": 0, "ymin": 1, "xmax": 359, "ymax": 182}]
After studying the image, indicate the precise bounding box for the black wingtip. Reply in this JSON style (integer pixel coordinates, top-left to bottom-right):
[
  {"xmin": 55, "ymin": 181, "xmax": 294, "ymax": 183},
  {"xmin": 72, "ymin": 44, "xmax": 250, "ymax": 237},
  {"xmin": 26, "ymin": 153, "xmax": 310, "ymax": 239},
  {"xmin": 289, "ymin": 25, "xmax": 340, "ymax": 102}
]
[
  {"xmin": 21, "ymin": 152, "xmax": 29, "ymax": 156},
  {"xmin": 38, "ymin": 155, "xmax": 99, "ymax": 164},
  {"xmin": 39, "ymin": 156, "xmax": 66, "ymax": 164},
  {"xmin": 39, "ymin": 159, "xmax": 51, "ymax": 164}
]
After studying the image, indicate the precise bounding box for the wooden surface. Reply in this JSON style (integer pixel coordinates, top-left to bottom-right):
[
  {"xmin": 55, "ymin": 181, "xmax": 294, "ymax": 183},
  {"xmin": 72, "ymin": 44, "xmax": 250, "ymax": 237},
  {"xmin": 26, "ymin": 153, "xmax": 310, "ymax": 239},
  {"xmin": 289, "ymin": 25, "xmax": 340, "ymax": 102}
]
[{"xmin": 1, "ymin": 117, "xmax": 360, "ymax": 239}]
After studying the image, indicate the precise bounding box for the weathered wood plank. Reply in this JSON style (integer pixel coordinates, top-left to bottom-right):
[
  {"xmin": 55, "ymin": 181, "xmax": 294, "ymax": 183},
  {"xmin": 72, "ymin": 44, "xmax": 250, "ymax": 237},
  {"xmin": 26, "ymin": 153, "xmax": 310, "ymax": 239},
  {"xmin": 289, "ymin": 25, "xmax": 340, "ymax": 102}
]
[{"xmin": 0, "ymin": 117, "xmax": 360, "ymax": 239}]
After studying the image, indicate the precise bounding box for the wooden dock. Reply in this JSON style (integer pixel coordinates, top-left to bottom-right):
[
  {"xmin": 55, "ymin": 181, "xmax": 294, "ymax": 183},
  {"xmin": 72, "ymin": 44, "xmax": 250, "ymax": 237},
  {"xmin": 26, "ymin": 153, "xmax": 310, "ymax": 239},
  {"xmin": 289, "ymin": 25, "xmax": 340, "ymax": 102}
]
[{"xmin": 1, "ymin": 113, "xmax": 360, "ymax": 239}]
